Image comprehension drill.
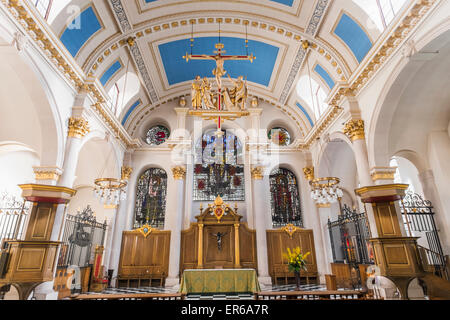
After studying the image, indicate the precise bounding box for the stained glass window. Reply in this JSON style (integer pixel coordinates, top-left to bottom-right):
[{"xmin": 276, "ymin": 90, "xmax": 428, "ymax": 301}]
[
  {"xmin": 268, "ymin": 127, "xmax": 291, "ymax": 146},
  {"xmin": 193, "ymin": 130, "xmax": 245, "ymax": 201},
  {"xmin": 146, "ymin": 125, "xmax": 170, "ymax": 145},
  {"xmin": 269, "ymin": 168, "xmax": 303, "ymax": 228},
  {"xmin": 134, "ymin": 168, "xmax": 167, "ymax": 229}
]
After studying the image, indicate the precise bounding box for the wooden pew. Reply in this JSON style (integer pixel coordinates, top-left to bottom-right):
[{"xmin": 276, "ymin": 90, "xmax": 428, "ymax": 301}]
[
  {"xmin": 71, "ymin": 292, "xmax": 185, "ymax": 300},
  {"xmin": 255, "ymin": 290, "xmax": 370, "ymax": 300}
]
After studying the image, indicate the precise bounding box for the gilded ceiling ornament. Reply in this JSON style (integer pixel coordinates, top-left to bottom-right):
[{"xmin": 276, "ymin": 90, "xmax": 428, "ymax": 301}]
[
  {"xmin": 172, "ymin": 166, "xmax": 186, "ymax": 180},
  {"xmin": 343, "ymin": 119, "xmax": 365, "ymax": 142},
  {"xmin": 303, "ymin": 167, "xmax": 315, "ymax": 181},
  {"xmin": 68, "ymin": 117, "xmax": 90, "ymax": 138}
]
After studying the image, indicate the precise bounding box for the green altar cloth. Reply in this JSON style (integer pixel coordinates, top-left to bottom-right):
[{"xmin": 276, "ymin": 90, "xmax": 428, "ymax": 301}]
[{"xmin": 179, "ymin": 269, "xmax": 261, "ymax": 294}]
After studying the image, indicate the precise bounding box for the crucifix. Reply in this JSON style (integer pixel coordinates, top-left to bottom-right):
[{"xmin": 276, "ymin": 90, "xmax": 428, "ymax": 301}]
[
  {"xmin": 211, "ymin": 231, "xmax": 228, "ymax": 251},
  {"xmin": 183, "ymin": 42, "xmax": 255, "ymax": 134}
]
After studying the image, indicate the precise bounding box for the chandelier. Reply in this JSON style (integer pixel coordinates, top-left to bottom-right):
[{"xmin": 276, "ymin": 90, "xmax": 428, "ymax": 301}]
[
  {"xmin": 94, "ymin": 178, "xmax": 127, "ymax": 208},
  {"xmin": 310, "ymin": 177, "xmax": 343, "ymax": 206}
]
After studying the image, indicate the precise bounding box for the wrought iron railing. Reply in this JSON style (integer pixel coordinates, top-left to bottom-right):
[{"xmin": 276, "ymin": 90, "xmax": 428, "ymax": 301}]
[
  {"xmin": 58, "ymin": 206, "xmax": 107, "ymax": 268},
  {"xmin": 0, "ymin": 192, "xmax": 31, "ymax": 246},
  {"xmin": 400, "ymin": 192, "xmax": 448, "ymax": 280}
]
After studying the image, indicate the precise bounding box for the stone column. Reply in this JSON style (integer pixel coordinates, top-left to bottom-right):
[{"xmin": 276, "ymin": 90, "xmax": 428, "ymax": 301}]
[
  {"xmin": 251, "ymin": 166, "xmax": 272, "ymax": 285},
  {"xmin": 103, "ymin": 167, "xmax": 132, "ymax": 273},
  {"xmin": 302, "ymin": 167, "xmax": 331, "ymax": 281},
  {"xmin": 343, "ymin": 119, "xmax": 373, "ymax": 187},
  {"xmin": 58, "ymin": 117, "xmax": 90, "ymax": 187},
  {"xmin": 165, "ymin": 166, "xmax": 186, "ymax": 288},
  {"xmin": 343, "ymin": 119, "xmax": 379, "ymax": 236},
  {"xmin": 108, "ymin": 166, "xmax": 133, "ymax": 286}
]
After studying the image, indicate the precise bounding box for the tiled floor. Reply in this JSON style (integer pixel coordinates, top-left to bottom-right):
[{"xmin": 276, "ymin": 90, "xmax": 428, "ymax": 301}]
[{"xmin": 85, "ymin": 283, "xmax": 329, "ymax": 300}]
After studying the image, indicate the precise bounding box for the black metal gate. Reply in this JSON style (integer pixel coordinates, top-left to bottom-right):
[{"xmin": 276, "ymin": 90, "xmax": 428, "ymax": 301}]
[
  {"xmin": 401, "ymin": 192, "xmax": 448, "ymax": 280},
  {"xmin": 328, "ymin": 205, "xmax": 373, "ymax": 265},
  {"xmin": 58, "ymin": 206, "xmax": 107, "ymax": 267},
  {"xmin": 328, "ymin": 205, "xmax": 373, "ymax": 288}
]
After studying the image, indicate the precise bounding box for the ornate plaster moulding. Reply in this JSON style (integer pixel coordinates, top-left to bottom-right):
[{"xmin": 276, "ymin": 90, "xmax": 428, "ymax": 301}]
[
  {"xmin": 1, "ymin": 0, "xmax": 140, "ymax": 149},
  {"xmin": 84, "ymin": 10, "xmax": 349, "ymax": 86}
]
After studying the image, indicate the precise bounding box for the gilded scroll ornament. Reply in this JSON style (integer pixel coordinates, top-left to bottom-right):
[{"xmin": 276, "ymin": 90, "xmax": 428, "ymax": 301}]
[
  {"xmin": 251, "ymin": 167, "xmax": 264, "ymax": 180},
  {"xmin": 343, "ymin": 119, "xmax": 365, "ymax": 141},
  {"xmin": 121, "ymin": 166, "xmax": 133, "ymax": 181},
  {"xmin": 172, "ymin": 166, "xmax": 186, "ymax": 180},
  {"xmin": 68, "ymin": 117, "xmax": 90, "ymax": 138},
  {"xmin": 303, "ymin": 167, "xmax": 315, "ymax": 181}
]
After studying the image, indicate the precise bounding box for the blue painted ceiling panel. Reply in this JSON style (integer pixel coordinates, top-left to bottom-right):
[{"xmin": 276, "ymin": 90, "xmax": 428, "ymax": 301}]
[
  {"xmin": 60, "ymin": 6, "xmax": 101, "ymax": 57},
  {"xmin": 334, "ymin": 13, "xmax": 372, "ymax": 63},
  {"xmin": 314, "ymin": 64, "xmax": 335, "ymax": 89},
  {"xmin": 159, "ymin": 37, "xmax": 279, "ymax": 87},
  {"xmin": 100, "ymin": 60, "xmax": 122, "ymax": 86}
]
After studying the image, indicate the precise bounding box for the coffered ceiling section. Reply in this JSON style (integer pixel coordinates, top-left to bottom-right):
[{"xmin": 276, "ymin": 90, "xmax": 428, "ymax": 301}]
[{"xmin": 51, "ymin": 0, "xmax": 389, "ymax": 114}]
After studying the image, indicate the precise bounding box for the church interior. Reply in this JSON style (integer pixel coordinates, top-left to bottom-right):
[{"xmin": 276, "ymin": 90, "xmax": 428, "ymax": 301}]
[{"xmin": 0, "ymin": 0, "xmax": 449, "ymax": 301}]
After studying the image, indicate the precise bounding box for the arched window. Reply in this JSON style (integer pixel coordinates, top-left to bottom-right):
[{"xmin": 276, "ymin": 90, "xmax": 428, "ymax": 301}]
[
  {"xmin": 193, "ymin": 129, "xmax": 245, "ymax": 201},
  {"xmin": 269, "ymin": 168, "xmax": 303, "ymax": 228},
  {"xmin": 134, "ymin": 168, "xmax": 167, "ymax": 229}
]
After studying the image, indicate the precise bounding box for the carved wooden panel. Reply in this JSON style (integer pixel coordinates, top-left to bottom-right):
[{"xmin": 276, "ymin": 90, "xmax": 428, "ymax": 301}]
[
  {"xmin": 118, "ymin": 230, "xmax": 170, "ymax": 279},
  {"xmin": 180, "ymin": 224, "xmax": 198, "ymax": 273},
  {"xmin": 266, "ymin": 228, "xmax": 318, "ymax": 281},
  {"xmin": 372, "ymin": 202, "xmax": 402, "ymax": 237},
  {"xmin": 25, "ymin": 203, "xmax": 57, "ymax": 241},
  {"xmin": 239, "ymin": 224, "xmax": 257, "ymax": 270},
  {"xmin": 180, "ymin": 222, "xmax": 257, "ymax": 273}
]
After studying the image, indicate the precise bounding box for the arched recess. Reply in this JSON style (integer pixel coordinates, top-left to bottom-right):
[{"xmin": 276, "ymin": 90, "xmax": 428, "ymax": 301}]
[
  {"xmin": 317, "ymin": 135, "xmax": 360, "ymax": 217},
  {"xmin": 0, "ymin": 44, "xmax": 63, "ymax": 171},
  {"xmin": 67, "ymin": 137, "xmax": 121, "ymax": 225},
  {"xmin": 368, "ymin": 25, "xmax": 450, "ymax": 169},
  {"xmin": 269, "ymin": 167, "xmax": 303, "ymax": 228},
  {"xmin": 369, "ymin": 25, "xmax": 450, "ymax": 255}
]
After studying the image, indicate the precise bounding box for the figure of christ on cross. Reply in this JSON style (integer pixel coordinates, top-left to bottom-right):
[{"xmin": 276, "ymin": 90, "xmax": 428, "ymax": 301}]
[{"xmin": 184, "ymin": 43, "xmax": 255, "ymax": 132}]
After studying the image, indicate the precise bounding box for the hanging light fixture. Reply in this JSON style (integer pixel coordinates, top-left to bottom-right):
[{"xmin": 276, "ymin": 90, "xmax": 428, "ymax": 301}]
[
  {"xmin": 309, "ymin": 177, "xmax": 343, "ymax": 206},
  {"xmin": 93, "ymin": 145, "xmax": 127, "ymax": 209}
]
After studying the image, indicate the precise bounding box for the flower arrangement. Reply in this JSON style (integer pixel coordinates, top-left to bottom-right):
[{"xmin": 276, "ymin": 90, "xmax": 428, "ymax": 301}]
[{"xmin": 283, "ymin": 247, "xmax": 310, "ymax": 273}]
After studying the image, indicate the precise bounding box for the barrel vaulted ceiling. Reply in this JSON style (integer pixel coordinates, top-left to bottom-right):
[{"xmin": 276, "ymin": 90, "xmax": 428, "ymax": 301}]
[{"xmin": 48, "ymin": 0, "xmax": 398, "ymax": 136}]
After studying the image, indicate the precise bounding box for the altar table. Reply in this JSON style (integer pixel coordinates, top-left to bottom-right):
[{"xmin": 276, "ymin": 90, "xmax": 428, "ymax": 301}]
[{"xmin": 179, "ymin": 269, "xmax": 261, "ymax": 294}]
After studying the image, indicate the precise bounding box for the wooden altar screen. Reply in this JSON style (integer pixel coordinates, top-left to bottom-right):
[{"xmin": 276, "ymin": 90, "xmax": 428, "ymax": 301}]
[
  {"xmin": 180, "ymin": 197, "xmax": 257, "ymax": 274},
  {"xmin": 266, "ymin": 225, "xmax": 318, "ymax": 284},
  {"xmin": 117, "ymin": 226, "xmax": 170, "ymax": 287}
]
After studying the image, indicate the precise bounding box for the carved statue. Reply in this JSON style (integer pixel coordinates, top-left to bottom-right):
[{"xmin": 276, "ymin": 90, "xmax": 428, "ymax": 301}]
[
  {"xmin": 191, "ymin": 75, "xmax": 203, "ymax": 110},
  {"xmin": 201, "ymin": 77, "xmax": 216, "ymax": 110},
  {"xmin": 227, "ymin": 74, "xmax": 248, "ymax": 110},
  {"xmin": 211, "ymin": 232, "xmax": 227, "ymax": 251}
]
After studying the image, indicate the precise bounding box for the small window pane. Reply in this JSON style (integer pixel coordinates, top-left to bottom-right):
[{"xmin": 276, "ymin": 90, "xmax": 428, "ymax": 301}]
[{"xmin": 146, "ymin": 125, "xmax": 170, "ymax": 145}]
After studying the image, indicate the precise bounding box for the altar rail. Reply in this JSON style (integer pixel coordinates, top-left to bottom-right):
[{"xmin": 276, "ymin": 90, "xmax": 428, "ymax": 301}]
[
  {"xmin": 254, "ymin": 290, "xmax": 372, "ymax": 300},
  {"xmin": 71, "ymin": 293, "xmax": 185, "ymax": 300}
]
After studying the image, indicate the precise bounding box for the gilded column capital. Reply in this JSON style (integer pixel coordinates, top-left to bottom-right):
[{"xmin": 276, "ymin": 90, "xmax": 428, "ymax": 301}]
[
  {"xmin": 343, "ymin": 119, "xmax": 365, "ymax": 142},
  {"xmin": 33, "ymin": 166, "xmax": 63, "ymax": 183},
  {"xmin": 251, "ymin": 166, "xmax": 264, "ymax": 180},
  {"xmin": 370, "ymin": 167, "xmax": 397, "ymax": 182},
  {"xmin": 121, "ymin": 166, "xmax": 133, "ymax": 181},
  {"xmin": 303, "ymin": 167, "xmax": 315, "ymax": 181},
  {"xmin": 172, "ymin": 166, "xmax": 186, "ymax": 180},
  {"xmin": 68, "ymin": 117, "xmax": 90, "ymax": 138}
]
